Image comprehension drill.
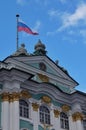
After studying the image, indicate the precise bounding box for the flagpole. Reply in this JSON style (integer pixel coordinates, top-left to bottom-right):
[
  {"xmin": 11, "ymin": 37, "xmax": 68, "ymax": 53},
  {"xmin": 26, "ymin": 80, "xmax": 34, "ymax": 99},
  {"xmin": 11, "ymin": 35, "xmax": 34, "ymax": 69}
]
[{"xmin": 16, "ymin": 14, "xmax": 19, "ymax": 50}]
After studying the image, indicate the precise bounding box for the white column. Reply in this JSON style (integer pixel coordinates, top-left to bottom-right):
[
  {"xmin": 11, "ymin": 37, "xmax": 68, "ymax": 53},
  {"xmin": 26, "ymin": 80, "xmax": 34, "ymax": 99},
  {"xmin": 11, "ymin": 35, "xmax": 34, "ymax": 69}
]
[
  {"xmin": 69, "ymin": 114, "xmax": 77, "ymax": 130},
  {"xmin": 2, "ymin": 93, "xmax": 10, "ymax": 130},
  {"xmin": 54, "ymin": 116, "xmax": 60, "ymax": 130},
  {"xmin": 32, "ymin": 103, "xmax": 39, "ymax": 130},
  {"xmin": 71, "ymin": 103, "xmax": 84, "ymax": 130},
  {"xmin": 72, "ymin": 112, "xmax": 84, "ymax": 130},
  {"xmin": 12, "ymin": 92, "xmax": 20, "ymax": 130},
  {"xmin": 50, "ymin": 108, "xmax": 54, "ymax": 126},
  {"xmin": 9, "ymin": 94, "xmax": 13, "ymax": 130},
  {"xmin": 53, "ymin": 109, "xmax": 60, "ymax": 130},
  {"xmin": 76, "ymin": 120, "xmax": 84, "ymax": 130}
]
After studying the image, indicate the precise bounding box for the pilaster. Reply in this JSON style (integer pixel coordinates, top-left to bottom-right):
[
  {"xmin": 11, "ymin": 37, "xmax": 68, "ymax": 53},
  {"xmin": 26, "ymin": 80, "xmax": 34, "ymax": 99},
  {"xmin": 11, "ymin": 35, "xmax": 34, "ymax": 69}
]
[
  {"xmin": 71, "ymin": 103, "xmax": 84, "ymax": 130},
  {"xmin": 2, "ymin": 92, "xmax": 10, "ymax": 130},
  {"xmin": 53, "ymin": 109, "xmax": 60, "ymax": 130},
  {"xmin": 72, "ymin": 112, "xmax": 84, "ymax": 130},
  {"xmin": 32, "ymin": 103, "xmax": 39, "ymax": 130},
  {"xmin": 12, "ymin": 92, "xmax": 20, "ymax": 130}
]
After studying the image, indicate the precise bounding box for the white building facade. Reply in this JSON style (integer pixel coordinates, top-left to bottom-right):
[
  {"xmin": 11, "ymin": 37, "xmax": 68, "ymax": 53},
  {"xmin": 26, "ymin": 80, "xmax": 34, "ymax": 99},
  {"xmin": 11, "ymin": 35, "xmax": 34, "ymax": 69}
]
[{"xmin": 0, "ymin": 40, "xmax": 86, "ymax": 130}]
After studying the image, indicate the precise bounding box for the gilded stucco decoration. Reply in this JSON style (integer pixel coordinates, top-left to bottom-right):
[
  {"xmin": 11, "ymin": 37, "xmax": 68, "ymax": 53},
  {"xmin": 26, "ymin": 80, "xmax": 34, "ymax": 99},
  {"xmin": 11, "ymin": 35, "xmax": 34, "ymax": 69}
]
[
  {"xmin": 42, "ymin": 95, "xmax": 51, "ymax": 104},
  {"xmin": 2, "ymin": 92, "xmax": 20, "ymax": 102},
  {"xmin": 2, "ymin": 92, "xmax": 9, "ymax": 101},
  {"xmin": 32, "ymin": 103, "xmax": 39, "ymax": 111},
  {"xmin": 43, "ymin": 124, "xmax": 52, "ymax": 130},
  {"xmin": 9, "ymin": 94, "xmax": 13, "ymax": 102},
  {"xmin": 62, "ymin": 104, "xmax": 70, "ymax": 112},
  {"xmin": 38, "ymin": 73, "xmax": 49, "ymax": 82},
  {"xmin": 12, "ymin": 92, "xmax": 20, "ymax": 101},
  {"xmin": 20, "ymin": 90, "xmax": 31, "ymax": 99},
  {"xmin": 54, "ymin": 109, "xmax": 60, "ymax": 118},
  {"xmin": 72, "ymin": 112, "xmax": 84, "ymax": 121},
  {"xmin": 1, "ymin": 90, "xmax": 31, "ymax": 102}
]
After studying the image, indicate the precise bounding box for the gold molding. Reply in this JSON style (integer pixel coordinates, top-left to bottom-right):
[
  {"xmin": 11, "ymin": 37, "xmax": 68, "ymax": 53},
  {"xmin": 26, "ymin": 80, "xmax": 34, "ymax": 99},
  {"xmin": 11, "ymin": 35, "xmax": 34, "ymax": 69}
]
[
  {"xmin": 62, "ymin": 104, "xmax": 70, "ymax": 112},
  {"xmin": 42, "ymin": 96, "xmax": 51, "ymax": 104},
  {"xmin": 2, "ymin": 90, "xmax": 31, "ymax": 102},
  {"xmin": 9, "ymin": 94, "xmax": 13, "ymax": 102},
  {"xmin": 2, "ymin": 92, "xmax": 20, "ymax": 102},
  {"xmin": 54, "ymin": 109, "xmax": 60, "ymax": 118},
  {"xmin": 43, "ymin": 124, "xmax": 53, "ymax": 130},
  {"xmin": 32, "ymin": 103, "xmax": 39, "ymax": 111},
  {"xmin": 12, "ymin": 92, "xmax": 20, "ymax": 101},
  {"xmin": 20, "ymin": 90, "xmax": 31, "ymax": 99},
  {"xmin": 2, "ymin": 92, "xmax": 9, "ymax": 101},
  {"xmin": 72, "ymin": 112, "xmax": 84, "ymax": 121},
  {"xmin": 38, "ymin": 74, "xmax": 49, "ymax": 82}
]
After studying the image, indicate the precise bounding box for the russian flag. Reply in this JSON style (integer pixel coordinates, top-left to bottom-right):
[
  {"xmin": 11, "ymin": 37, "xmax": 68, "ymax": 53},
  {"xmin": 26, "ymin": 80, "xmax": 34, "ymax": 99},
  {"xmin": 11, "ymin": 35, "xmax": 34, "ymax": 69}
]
[{"xmin": 18, "ymin": 22, "xmax": 39, "ymax": 35}]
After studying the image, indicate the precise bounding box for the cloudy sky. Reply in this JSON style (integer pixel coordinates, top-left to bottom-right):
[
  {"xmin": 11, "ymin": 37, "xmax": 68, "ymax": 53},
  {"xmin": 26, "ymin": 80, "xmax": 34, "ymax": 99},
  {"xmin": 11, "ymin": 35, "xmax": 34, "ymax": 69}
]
[{"xmin": 0, "ymin": 0, "xmax": 86, "ymax": 92}]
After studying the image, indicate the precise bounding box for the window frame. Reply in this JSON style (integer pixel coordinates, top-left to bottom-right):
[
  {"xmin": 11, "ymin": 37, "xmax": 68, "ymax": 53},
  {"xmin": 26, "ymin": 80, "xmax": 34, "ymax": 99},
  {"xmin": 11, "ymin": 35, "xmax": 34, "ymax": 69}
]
[
  {"xmin": 19, "ymin": 99, "xmax": 29, "ymax": 119},
  {"xmin": 60, "ymin": 112, "xmax": 69, "ymax": 130},
  {"xmin": 39, "ymin": 105, "xmax": 50, "ymax": 125}
]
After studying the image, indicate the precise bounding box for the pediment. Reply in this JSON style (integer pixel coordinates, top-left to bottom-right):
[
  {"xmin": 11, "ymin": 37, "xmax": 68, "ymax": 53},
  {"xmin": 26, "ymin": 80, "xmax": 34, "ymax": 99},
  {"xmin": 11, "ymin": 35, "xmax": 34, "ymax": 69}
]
[{"xmin": 4, "ymin": 55, "xmax": 78, "ymax": 91}]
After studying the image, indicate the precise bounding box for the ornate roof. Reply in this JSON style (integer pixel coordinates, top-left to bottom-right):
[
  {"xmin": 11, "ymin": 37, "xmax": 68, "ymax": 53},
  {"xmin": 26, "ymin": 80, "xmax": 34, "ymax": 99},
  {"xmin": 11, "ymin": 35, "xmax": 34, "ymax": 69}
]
[
  {"xmin": 33, "ymin": 39, "xmax": 47, "ymax": 55},
  {"xmin": 12, "ymin": 43, "xmax": 30, "ymax": 56}
]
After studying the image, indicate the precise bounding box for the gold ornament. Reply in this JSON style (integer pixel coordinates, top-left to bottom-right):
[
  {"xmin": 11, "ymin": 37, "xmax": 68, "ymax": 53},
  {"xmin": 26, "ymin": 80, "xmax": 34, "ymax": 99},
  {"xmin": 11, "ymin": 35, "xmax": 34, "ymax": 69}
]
[
  {"xmin": 62, "ymin": 104, "xmax": 70, "ymax": 112},
  {"xmin": 72, "ymin": 112, "xmax": 84, "ymax": 121},
  {"xmin": 12, "ymin": 92, "xmax": 20, "ymax": 101},
  {"xmin": 32, "ymin": 103, "xmax": 39, "ymax": 111},
  {"xmin": 2, "ymin": 92, "xmax": 9, "ymax": 101},
  {"xmin": 9, "ymin": 94, "xmax": 13, "ymax": 102},
  {"xmin": 20, "ymin": 90, "xmax": 31, "ymax": 99},
  {"xmin": 54, "ymin": 109, "xmax": 60, "ymax": 118},
  {"xmin": 38, "ymin": 74, "xmax": 49, "ymax": 82},
  {"xmin": 42, "ymin": 96, "xmax": 51, "ymax": 104}
]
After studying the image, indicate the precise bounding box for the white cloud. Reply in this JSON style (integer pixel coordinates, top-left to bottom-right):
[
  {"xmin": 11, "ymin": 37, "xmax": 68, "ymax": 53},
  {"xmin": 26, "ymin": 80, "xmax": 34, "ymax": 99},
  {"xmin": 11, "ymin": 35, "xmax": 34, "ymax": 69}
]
[
  {"xmin": 46, "ymin": 31, "xmax": 56, "ymax": 36},
  {"xmin": 48, "ymin": 9, "xmax": 60, "ymax": 18},
  {"xmin": 58, "ymin": 3, "xmax": 86, "ymax": 31},
  {"xmin": 33, "ymin": 20, "xmax": 41, "ymax": 31},
  {"xmin": 35, "ymin": 0, "xmax": 49, "ymax": 6},
  {"xmin": 79, "ymin": 29, "xmax": 86, "ymax": 44},
  {"xmin": 80, "ymin": 30, "xmax": 86, "ymax": 37},
  {"xmin": 60, "ymin": 0, "xmax": 67, "ymax": 4},
  {"xmin": 16, "ymin": 0, "xmax": 27, "ymax": 6}
]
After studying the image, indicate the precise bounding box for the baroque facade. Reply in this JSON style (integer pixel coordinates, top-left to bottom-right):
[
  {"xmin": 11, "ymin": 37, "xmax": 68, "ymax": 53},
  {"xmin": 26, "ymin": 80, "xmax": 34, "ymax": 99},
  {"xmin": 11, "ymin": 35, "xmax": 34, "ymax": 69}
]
[{"xmin": 0, "ymin": 40, "xmax": 86, "ymax": 130}]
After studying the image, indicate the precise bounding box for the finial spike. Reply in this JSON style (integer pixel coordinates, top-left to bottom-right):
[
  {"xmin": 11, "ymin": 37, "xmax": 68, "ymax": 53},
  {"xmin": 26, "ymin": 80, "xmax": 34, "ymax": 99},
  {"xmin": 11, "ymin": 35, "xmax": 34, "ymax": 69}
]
[{"xmin": 16, "ymin": 14, "xmax": 19, "ymax": 17}]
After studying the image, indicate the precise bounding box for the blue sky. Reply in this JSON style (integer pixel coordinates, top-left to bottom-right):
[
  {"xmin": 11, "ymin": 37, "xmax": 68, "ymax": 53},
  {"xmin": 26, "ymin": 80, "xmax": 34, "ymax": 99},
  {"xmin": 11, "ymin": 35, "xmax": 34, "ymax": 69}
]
[{"xmin": 0, "ymin": 0, "xmax": 86, "ymax": 92}]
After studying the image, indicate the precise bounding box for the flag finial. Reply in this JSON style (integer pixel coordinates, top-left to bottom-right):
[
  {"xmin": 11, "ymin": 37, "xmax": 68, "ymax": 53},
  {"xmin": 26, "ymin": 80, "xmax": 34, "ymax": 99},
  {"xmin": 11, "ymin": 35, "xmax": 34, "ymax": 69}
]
[
  {"xmin": 16, "ymin": 14, "xmax": 19, "ymax": 17},
  {"xmin": 16, "ymin": 14, "xmax": 20, "ymax": 50}
]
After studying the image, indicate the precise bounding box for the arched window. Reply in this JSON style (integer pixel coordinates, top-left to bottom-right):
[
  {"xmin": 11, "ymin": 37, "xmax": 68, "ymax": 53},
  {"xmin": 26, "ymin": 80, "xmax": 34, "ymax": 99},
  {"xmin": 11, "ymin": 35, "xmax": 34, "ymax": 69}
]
[
  {"xmin": 19, "ymin": 100, "xmax": 29, "ymax": 118},
  {"xmin": 39, "ymin": 105, "xmax": 50, "ymax": 124},
  {"xmin": 60, "ymin": 112, "xmax": 69, "ymax": 130}
]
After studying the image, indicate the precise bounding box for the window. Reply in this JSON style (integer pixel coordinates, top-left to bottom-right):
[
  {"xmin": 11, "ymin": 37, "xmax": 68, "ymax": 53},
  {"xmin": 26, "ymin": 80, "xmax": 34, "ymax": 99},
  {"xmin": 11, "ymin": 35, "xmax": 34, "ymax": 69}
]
[
  {"xmin": 83, "ymin": 119, "xmax": 86, "ymax": 130},
  {"xmin": 19, "ymin": 100, "xmax": 29, "ymax": 118},
  {"xmin": 39, "ymin": 105, "xmax": 50, "ymax": 124},
  {"xmin": 60, "ymin": 112, "xmax": 69, "ymax": 130}
]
